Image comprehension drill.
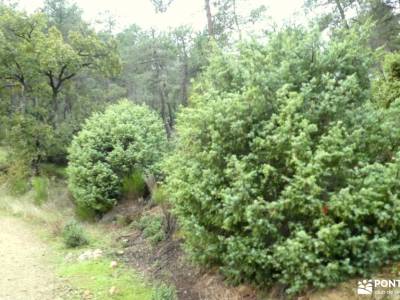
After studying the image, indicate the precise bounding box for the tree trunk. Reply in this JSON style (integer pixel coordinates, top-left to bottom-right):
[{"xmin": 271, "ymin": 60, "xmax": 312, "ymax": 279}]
[
  {"xmin": 159, "ymin": 82, "xmax": 171, "ymax": 138},
  {"xmin": 232, "ymin": 0, "xmax": 242, "ymax": 40},
  {"xmin": 31, "ymin": 138, "xmax": 41, "ymax": 176},
  {"xmin": 52, "ymin": 89, "xmax": 59, "ymax": 127},
  {"xmin": 152, "ymin": 30, "xmax": 171, "ymax": 138},
  {"xmin": 204, "ymin": 0, "xmax": 214, "ymax": 37},
  {"xmin": 181, "ymin": 61, "xmax": 189, "ymax": 106},
  {"xmin": 334, "ymin": 0, "xmax": 349, "ymax": 29},
  {"xmin": 167, "ymin": 101, "xmax": 174, "ymax": 129},
  {"xmin": 19, "ymin": 84, "xmax": 26, "ymax": 113},
  {"xmin": 180, "ymin": 38, "xmax": 189, "ymax": 106},
  {"xmin": 63, "ymin": 97, "xmax": 72, "ymax": 120}
]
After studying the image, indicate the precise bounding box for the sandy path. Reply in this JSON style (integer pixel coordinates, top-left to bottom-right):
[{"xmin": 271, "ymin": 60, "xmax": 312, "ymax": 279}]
[{"xmin": 0, "ymin": 216, "xmax": 62, "ymax": 300}]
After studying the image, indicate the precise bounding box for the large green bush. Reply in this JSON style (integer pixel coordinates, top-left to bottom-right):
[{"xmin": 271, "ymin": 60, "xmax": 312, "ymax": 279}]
[
  {"xmin": 67, "ymin": 100, "xmax": 166, "ymax": 214},
  {"xmin": 32, "ymin": 176, "xmax": 49, "ymax": 205},
  {"xmin": 165, "ymin": 27, "xmax": 400, "ymax": 295}
]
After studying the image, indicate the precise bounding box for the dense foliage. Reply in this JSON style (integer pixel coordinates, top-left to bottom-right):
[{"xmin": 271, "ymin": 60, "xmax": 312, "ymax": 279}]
[
  {"xmin": 372, "ymin": 52, "xmax": 400, "ymax": 108},
  {"xmin": 67, "ymin": 100, "xmax": 166, "ymax": 213},
  {"xmin": 164, "ymin": 27, "xmax": 400, "ymax": 294},
  {"xmin": 2, "ymin": 0, "xmax": 400, "ymax": 296},
  {"xmin": 0, "ymin": 2, "xmax": 121, "ymax": 174}
]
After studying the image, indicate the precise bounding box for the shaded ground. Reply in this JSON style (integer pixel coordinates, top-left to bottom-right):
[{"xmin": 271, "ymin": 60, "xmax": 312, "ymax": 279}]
[
  {"xmin": 121, "ymin": 232, "xmax": 258, "ymax": 300},
  {"xmin": 103, "ymin": 200, "xmax": 258, "ymax": 300},
  {"xmin": 0, "ymin": 216, "xmax": 64, "ymax": 300}
]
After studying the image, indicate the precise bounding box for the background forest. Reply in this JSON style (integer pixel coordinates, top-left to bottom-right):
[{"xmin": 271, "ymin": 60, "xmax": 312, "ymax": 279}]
[{"xmin": 1, "ymin": 0, "xmax": 400, "ymax": 298}]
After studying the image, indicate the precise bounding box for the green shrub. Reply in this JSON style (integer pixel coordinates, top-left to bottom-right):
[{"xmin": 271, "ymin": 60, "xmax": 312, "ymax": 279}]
[
  {"xmin": 62, "ymin": 221, "xmax": 89, "ymax": 248},
  {"xmin": 122, "ymin": 169, "xmax": 146, "ymax": 199},
  {"xmin": 164, "ymin": 27, "xmax": 400, "ymax": 295},
  {"xmin": 32, "ymin": 176, "xmax": 49, "ymax": 205},
  {"xmin": 6, "ymin": 161, "xmax": 30, "ymax": 195},
  {"xmin": 67, "ymin": 100, "xmax": 167, "ymax": 214},
  {"xmin": 5, "ymin": 114, "xmax": 55, "ymax": 174},
  {"xmin": 136, "ymin": 214, "xmax": 165, "ymax": 245},
  {"xmin": 152, "ymin": 283, "xmax": 177, "ymax": 300}
]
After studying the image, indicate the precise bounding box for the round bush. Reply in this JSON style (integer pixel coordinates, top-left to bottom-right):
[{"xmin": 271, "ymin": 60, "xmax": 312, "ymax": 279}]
[
  {"xmin": 164, "ymin": 28, "xmax": 400, "ymax": 295},
  {"xmin": 67, "ymin": 100, "xmax": 167, "ymax": 213}
]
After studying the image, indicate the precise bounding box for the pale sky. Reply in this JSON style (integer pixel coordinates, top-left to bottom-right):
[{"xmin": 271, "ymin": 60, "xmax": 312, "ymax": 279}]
[{"xmin": 15, "ymin": 0, "xmax": 305, "ymax": 32}]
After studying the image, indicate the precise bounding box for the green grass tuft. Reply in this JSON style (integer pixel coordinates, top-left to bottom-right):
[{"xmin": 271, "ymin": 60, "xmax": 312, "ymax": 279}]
[
  {"xmin": 32, "ymin": 176, "xmax": 49, "ymax": 205},
  {"xmin": 152, "ymin": 185, "xmax": 169, "ymax": 205},
  {"xmin": 122, "ymin": 169, "xmax": 146, "ymax": 199},
  {"xmin": 152, "ymin": 283, "xmax": 177, "ymax": 300}
]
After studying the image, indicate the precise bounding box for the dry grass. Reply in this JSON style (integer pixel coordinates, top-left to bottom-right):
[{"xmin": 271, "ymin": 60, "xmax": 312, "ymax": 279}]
[{"xmin": 0, "ymin": 181, "xmax": 74, "ymax": 229}]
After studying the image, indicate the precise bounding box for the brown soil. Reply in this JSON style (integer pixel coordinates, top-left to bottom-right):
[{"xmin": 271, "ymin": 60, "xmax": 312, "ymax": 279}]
[{"xmin": 102, "ymin": 200, "xmax": 258, "ymax": 300}]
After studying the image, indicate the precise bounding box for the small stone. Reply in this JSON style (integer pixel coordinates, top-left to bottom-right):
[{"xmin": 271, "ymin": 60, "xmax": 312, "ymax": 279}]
[
  {"xmin": 121, "ymin": 238, "xmax": 130, "ymax": 248},
  {"xmin": 109, "ymin": 286, "xmax": 118, "ymax": 295},
  {"xmin": 78, "ymin": 250, "xmax": 91, "ymax": 261},
  {"xmin": 116, "ymin": 250, "xmax": 124, "ymax": 255},
  {"xmin": 83, "ymin": 290, "xmax": 91, "ymax": 299},
  {"xmin": 110, "ymin": 260, "xmax": 118, "ymax": 268},
  {"xmin": 65, "ymin": 252, "xmax": 74, "ymax": 261},
  {"xmin": 78, "ymin": 254, "xmax": 87, "ymax": 261},
  {"xmin": 93, "ymin": 249, "xmax": 103, "ymax": 259}
]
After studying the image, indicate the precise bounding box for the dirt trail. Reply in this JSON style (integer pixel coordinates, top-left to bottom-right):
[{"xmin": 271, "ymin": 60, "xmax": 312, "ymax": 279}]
[{"xmin": 0, "ymin": 216, "xmax": 62, "ymax": 300}]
